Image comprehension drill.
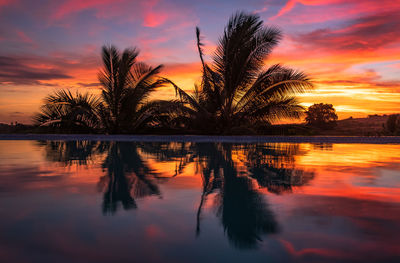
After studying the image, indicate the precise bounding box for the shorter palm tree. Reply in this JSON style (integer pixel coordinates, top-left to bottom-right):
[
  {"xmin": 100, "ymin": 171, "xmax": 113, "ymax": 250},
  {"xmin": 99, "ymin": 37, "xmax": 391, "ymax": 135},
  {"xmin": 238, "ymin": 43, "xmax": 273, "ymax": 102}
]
[
  {"xmin": 97, "ymin": 46, "xmax": 169, "ymax": 134},
  {"xmin": 35, "ymin": 45, "xmax": 169, "ymax": 134},
  {"xmin": 34, "ymin": 89, "xmax": 101, "ymax": 133}
]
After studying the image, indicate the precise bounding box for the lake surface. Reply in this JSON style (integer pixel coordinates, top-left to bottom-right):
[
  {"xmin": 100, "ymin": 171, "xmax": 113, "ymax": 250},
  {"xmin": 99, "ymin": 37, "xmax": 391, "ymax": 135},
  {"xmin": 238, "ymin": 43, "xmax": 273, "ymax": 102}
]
[{"xmin": 0, "ymin": 140, "xmax": 399, "ymax": 263}]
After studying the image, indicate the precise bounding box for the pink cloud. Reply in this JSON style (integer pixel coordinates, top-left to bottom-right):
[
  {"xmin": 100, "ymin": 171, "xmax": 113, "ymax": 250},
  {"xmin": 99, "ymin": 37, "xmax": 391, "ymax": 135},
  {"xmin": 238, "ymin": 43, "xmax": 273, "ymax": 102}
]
[
  {"xmin": 270, "ymin": 0, "xmax": 400, "ymax": 21},
  {"xmin": 48, "ymin": 0, "xmax": 182, "ymax": 29},
  {"xmin": 270, "ymin": 0, "xmax": 297, "ymax": 20},
  {"xmin": 253, "ymin": 6, "xmax": 268, "ymax": 14},
  {"xmin": 16, "ymin": 30, "xmax": 35, "ymax": 45},
  {"xmin": 143, "ymin": 11, "xmax": 168, "ymax": 27},
  {"xmin": 0, "ymin": 0, "xmax": 13, "ymax": 8},
  {"xmin": 141, "ymin": 0, "xmax": 170, "ymax": 28},
  {"xmin": 293, "ymin": 11, "xmax": 400, "ymax": 52},
  {"xmin": 50, "ymin": 0, "xmax": 125, "ymax": 21},
  {"xmin": 389, "ymin": 63, "xmax": 400, "ymax": 69}
]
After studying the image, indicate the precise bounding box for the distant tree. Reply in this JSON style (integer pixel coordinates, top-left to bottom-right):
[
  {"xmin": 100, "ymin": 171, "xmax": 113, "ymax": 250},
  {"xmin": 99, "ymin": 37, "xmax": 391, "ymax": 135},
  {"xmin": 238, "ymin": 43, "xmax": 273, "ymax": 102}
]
[
  {"xmin": 305, "ymin": 103, "xmax": 338, "ymax": 129},
  {"xmin": 386, "ymin": 114, "xmax": 400, "ymax": 135}
]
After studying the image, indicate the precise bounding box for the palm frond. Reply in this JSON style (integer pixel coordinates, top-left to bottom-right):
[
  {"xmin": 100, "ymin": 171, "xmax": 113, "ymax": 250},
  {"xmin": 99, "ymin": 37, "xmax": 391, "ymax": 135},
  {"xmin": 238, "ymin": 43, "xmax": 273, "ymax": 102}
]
[{"xmin": 34, "ymin": 89, "xmax": 101, "ymax": 132}]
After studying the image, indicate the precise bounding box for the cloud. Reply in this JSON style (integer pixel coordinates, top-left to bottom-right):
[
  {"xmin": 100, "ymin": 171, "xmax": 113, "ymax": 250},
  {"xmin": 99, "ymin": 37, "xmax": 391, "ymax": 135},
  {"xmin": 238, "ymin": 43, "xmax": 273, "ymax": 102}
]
[
  {"xmin": 77, "ymin": 82, "xmax": 101, "ymax": 88},
  {"xmin": 0, "ymin": 0, "xmax": 15, "ymax": 10},
  {"xmin": 270, "ymin": 0, "xmax": 351, "ymax": 20},
  {"xmin": 269, "ymin": 0, "xmax": 400, "ymax": 23},
  {"xmin": 296, "ymin": 12, "xmax": 400, "ymax": 51},
  {"xmin": 0, "ymin": 55, "xmax": 71, "ymax": 85},
  {"xmin": 270, "ymin": 0, "xmax": 297, "ymax": 20},
  {"xmin": 16, "ymin": 30, "xmax": 35, "ymax": 46},
  {"xmin": 50, "ymin": 0, "xmax": 124, "ymax": 21},
  {"xmin": 163, "ymin": 62, "xmax": 201, "ymax": 75},
  {"xmin": 143, "ymin": 11, "xmax": 168, "ymax": 27},
  {"xmin": 48, "ymin": 0, "xmax": 184, "ymax": 29}
]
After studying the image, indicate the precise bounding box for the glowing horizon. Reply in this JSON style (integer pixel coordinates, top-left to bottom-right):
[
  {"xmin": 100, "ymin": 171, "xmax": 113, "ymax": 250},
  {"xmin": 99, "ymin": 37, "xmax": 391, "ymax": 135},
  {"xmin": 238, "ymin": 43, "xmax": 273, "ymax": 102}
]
[{"xmin": 0, "ymin": 0, "xmax": 399, "ymax": 124}]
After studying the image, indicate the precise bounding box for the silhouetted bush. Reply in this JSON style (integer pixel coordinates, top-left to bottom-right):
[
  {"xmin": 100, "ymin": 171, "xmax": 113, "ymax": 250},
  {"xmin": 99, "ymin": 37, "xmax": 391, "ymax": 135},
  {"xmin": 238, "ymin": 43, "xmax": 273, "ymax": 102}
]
[
  {"xmin": 385, "ymin": 114, "xmax": 400, "ymax": 135},
  {"xmin": 305, "ymin": 103, "xmax": 338, "ymax": 129}
]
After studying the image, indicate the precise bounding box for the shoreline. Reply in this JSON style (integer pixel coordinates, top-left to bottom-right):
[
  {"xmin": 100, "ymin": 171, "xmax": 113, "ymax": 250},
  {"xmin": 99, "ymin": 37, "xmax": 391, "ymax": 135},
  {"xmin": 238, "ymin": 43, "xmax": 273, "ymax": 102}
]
[{"xmin": 1, "ymin": 134, "xmax": 400, "ymax": 144}]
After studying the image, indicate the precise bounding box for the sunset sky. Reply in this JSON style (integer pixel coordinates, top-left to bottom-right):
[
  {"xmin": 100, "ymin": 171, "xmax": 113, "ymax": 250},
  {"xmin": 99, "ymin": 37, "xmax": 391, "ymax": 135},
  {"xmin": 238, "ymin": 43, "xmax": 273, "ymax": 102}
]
[{"xmin": 0, "ymin": 0, "xmax": 400, "ymax": 124}]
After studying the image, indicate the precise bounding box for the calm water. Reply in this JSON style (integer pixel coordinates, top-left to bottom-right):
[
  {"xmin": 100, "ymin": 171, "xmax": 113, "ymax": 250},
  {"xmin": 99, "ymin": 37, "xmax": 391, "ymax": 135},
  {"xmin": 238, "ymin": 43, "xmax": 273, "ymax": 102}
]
[{"xmin": 0, "ymin": 141, "xmax": 399, "ymax": 263}]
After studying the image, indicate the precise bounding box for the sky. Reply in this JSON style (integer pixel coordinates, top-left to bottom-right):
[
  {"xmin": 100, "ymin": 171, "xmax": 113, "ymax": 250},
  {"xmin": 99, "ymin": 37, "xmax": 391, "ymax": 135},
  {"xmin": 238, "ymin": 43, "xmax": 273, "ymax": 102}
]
[{"xmin": 0, "ymin": 0, "xmax": 399, "ymax": 124}]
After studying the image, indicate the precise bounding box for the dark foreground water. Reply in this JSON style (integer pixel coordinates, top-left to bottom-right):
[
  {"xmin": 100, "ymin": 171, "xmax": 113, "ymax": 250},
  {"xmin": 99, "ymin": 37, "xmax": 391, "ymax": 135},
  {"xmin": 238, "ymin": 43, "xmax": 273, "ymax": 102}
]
[{"xmin": 0, "ymin": 140, "xmax": 399, "ymax": 263}]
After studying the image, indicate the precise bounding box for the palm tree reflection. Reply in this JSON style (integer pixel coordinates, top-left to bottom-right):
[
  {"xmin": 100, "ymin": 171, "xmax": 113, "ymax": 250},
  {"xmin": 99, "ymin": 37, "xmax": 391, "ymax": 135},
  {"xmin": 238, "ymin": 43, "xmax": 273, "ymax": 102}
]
[
  {"xmin": 209, "ymin": 144, "xmax": 279, "ymax": 249},
  {"xmin": 37, "ymin": 140, "xmax": 99, "ymax": 165},
  {"xmin": 97, "ymin": 142, "xmax": 162, "ymax": 215},
  {"xmin": 39, "ymin": 141, "xmax": 164, "ymax": 215},
  {"xmin": 142, "ymin": 142, "xmax": 313, "ymax": 249},
  {"xmin": 243, "ymin": 144, "xmax": 314, "ymax": 194},
  {"xmin": 39, "ymin": 140, "xmax": 314, "ymax": 248},
  {"xmin": 191, "ymin": 143, "xmax": 279, "ymax": 249}
]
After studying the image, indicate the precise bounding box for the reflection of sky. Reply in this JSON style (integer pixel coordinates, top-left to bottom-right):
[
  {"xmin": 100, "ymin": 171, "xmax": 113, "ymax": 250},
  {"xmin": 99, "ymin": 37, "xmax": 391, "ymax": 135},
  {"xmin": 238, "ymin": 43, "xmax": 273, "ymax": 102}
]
[
  {"xmin": 1, "ymin": 0, "xmax": 400, "ymax": 123},
  {"xmin": 0, "ymin": 141, "xmax": 399, "ymax": 262}
]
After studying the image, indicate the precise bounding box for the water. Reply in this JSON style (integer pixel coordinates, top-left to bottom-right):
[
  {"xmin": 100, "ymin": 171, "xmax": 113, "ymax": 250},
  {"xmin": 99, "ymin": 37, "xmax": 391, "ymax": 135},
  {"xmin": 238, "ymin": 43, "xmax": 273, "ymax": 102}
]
[{"xmin": 0, "ymin": 140, "xmax": 399, "ymax": 263}]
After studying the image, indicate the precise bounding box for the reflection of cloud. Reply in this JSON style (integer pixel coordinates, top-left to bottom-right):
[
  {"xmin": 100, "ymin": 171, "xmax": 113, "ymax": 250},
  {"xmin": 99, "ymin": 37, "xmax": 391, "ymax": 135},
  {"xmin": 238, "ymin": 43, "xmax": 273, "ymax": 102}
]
[
  {"xmin": 286, "ymin": 194, "xmax": 400, "ymax": 260},
  {"xmin": 0, "ymin": 165, "xmax": 67, "ymax": 193}
]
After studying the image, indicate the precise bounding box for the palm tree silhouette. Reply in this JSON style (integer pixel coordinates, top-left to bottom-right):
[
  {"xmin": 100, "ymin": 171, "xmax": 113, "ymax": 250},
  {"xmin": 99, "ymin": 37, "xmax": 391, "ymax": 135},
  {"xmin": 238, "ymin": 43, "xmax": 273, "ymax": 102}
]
[
  {"xmin": 164, "ymin": 11, "xmax": 313, "ymax": 134},
  {"xmin": 35, "ymin": 45, "xmax": 170, "ymax": 134},
  {"xmin": 97, "ymin": 46, "xmax": 169, "ymax": 134},
  {"xmin": 34, "ymin": 90, "xmax": 101, "ymax": 133}
]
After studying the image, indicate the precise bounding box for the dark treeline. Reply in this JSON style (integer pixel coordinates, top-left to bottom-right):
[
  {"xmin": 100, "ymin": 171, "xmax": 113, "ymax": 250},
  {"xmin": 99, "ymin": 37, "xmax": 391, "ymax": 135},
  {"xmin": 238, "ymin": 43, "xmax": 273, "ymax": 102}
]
[{"xmin": 34, "ymin": 11, "xmax": 314, "ymax": 135}]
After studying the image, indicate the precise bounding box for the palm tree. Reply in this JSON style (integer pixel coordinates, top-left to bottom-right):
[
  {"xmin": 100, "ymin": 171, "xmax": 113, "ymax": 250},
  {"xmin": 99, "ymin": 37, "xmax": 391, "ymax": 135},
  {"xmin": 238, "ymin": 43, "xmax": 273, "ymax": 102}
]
[
  {"xmin": 35, "ymin": 45, "xmax": 168, "ymax": 134},
  {"xmin": 165, "ymin": 11, "xmax": 314, "ymax": 134},
  {"xmin": 34, "ymin": 89, "xmax": 101, "ymax": 133},
  {"xmin": 97, "ymin": 45, "xmax": 168, "ymax": 134}
]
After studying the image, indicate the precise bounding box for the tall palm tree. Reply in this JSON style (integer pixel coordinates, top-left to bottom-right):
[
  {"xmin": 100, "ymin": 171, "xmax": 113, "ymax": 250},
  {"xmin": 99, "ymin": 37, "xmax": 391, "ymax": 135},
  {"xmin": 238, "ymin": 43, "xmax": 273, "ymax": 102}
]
[
  {"xmin": 35, "ymin": 45, "xmax": 168, "ymax": 134},
  {"xmin": 165, "ymin": 11, "xmax": 314, "ymax": 134}
]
